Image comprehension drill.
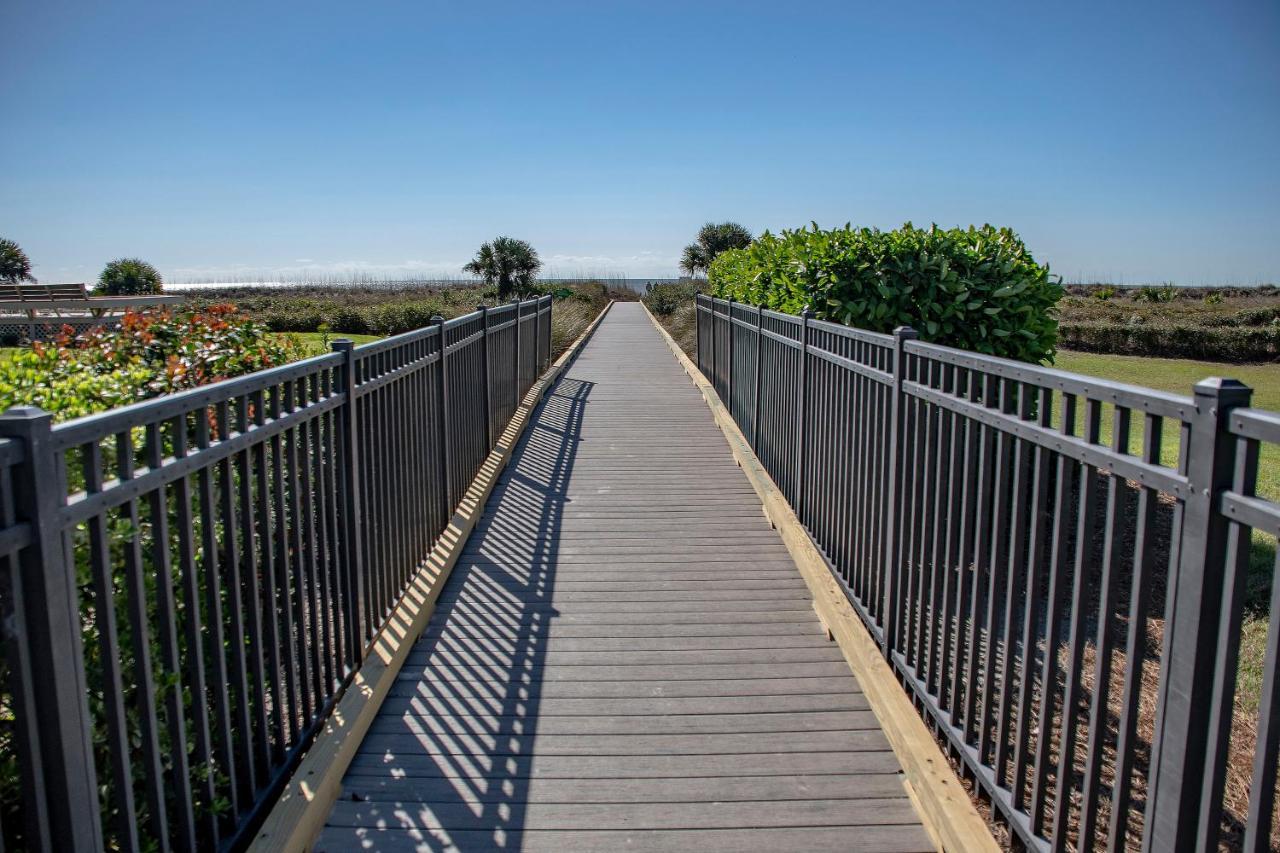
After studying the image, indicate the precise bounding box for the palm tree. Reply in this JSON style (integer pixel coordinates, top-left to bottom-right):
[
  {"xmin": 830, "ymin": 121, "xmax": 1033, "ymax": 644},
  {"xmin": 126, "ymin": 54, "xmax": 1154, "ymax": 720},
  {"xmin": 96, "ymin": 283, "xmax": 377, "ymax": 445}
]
[
  {"xmin": 679, "ymin": 244, "xmax": 705, "ymax": 277},
  {"xmin": 680, "ymin": 222, "xmax": 752, "ymax": 277},
  {"xmin": 0, "ymin": 238, "xmax": 36, "ymax": 284},
  {"xmin": 463, "ymin": 236, "xmax": 542, "ymax": 300}
]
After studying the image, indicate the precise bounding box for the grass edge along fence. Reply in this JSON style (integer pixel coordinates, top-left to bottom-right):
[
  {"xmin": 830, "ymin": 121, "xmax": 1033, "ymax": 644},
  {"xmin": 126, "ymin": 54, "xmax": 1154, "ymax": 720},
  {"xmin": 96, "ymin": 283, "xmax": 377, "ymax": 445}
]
[
  {"xmin": 0, "ymin": 296, "xmax": 553, "ymax": 851},
  {"xmin": 695, "ymin": 293, "xmax": 1280, "ymax": 851}
]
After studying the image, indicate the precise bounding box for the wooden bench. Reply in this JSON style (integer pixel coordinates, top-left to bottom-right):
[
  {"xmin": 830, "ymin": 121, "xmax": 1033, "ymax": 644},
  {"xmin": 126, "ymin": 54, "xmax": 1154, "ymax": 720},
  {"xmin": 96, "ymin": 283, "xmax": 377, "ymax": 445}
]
[
  {"xmin": 0, "ymin": 282, "xmax": 184, "ymax": 318},
  {"xmin": 0, "ymin": 282, "xmax": 185, "ymax": 340}
]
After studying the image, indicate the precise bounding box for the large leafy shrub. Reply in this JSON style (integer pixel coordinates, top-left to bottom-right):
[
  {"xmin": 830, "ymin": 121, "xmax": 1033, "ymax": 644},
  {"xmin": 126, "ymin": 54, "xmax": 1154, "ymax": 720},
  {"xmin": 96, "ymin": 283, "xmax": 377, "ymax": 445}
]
[
  {"xmin": 96, "ymin": 257, "xmax": 164, "ymax": 296},
  {"xmin": 708, "ymin": 223, "xmax": 1062, "ymax": 363},
  {"xmin": 0, "ymin": 305, "xmax": 303, "ymax": 420}
]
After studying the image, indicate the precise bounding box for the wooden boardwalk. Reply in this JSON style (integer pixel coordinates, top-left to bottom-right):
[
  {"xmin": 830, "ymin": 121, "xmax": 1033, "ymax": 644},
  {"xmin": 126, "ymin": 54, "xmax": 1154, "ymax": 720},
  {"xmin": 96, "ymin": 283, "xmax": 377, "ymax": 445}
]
[{"xmin": 316, "ymin": 303, "xmax": 933, "ymax": 852}]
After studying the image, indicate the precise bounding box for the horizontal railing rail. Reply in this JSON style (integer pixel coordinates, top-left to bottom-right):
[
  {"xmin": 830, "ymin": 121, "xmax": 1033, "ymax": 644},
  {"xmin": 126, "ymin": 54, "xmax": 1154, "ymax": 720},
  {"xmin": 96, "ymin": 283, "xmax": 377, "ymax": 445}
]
[
  {"xmin": 0, "ymin": 295, "xmax": 553, "ymax": 852},
  {"xmin": 695, "ymin": 292, "xmax": 1280, "ymax": 852}
]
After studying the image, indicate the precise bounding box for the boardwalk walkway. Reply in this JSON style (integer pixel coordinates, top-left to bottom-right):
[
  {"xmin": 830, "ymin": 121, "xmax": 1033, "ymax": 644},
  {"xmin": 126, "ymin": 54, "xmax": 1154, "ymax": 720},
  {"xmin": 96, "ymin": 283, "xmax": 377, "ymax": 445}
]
[{"xmin": 316, "ymin": 303, "xmax": 933, "ymax": 852}]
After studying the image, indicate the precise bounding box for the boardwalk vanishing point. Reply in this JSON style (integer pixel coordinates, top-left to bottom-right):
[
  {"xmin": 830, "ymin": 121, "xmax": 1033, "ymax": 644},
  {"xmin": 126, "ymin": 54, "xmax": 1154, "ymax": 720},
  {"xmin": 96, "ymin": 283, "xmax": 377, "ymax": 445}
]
[{"xmin": 315, "ymin": 303, "xmax": 938, "ymax": 851}]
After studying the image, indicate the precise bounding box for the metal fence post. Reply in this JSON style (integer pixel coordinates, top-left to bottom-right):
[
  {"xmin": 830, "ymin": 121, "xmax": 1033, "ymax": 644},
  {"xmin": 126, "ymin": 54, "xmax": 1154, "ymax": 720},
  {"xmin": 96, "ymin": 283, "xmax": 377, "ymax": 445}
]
[
  {"xmin": 726, "ymin": 297, "xmax": 735, "ymax": 413},
  {"xmin": 881, "ymin": 326, "xmax": 918, "ymax": 656},
  {"xmin": 477, "ymin": 306, "xmax": 492, "ymax": 450},
  {"xmin": 794, "ymin": 307, "xmax": 813, "ymax": 517},
  {"xmin": 532, "ymin": 297, "xmax": 541, "ymax": 379},
  {"xmin": 752, "ymin": 304, "xmax": 763, "ymax": 451},
  {"xmin": 694, "ymin": 291, "xmax": 702, "ymax": 374},
  {"xmin": 331, "ymin": 340, "xmax": 367, "ymax": 659},
  {"xmin": 512, "ymin": 299, "xmax": 522, "ymax": 408},
  {"xmin": 544, "ymin": 295, "xmax": 552, "ymax": 369},
  {"xmin": 433, "ymin": 316, "xmax": 454, "ymax": 516},
  {"xmin": 1144, "ymin": 377, "xmax": 1252, "ymax": 852},
  {"xmin": 0, "ymin": 406, "xmax": 103, "ymax": 851},
  {"xmin": 710, "ymin": 297, "xmax": 718, "ymax": 395}
]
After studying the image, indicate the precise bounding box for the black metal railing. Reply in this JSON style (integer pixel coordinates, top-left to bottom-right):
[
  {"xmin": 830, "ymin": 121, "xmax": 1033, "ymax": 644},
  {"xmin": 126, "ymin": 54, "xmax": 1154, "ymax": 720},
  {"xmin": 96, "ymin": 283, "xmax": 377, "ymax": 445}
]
[
  {"xmin": 0, "ymin": 296, "xmax": 553, "ymax": 852},
  {"xmin": 696, "ymin": 292, "xmax": 1280, "ymax": 852}
]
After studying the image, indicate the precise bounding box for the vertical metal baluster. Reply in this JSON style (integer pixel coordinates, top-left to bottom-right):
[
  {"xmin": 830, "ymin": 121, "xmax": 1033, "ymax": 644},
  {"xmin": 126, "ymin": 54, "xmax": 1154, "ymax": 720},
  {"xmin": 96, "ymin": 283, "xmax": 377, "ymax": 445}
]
[
  {"xmin": 1030, "ymin": 392, "xmax": 1079, "ymax": 834},
  {"xmin": 1012, "ymin": 386, "xmax": 1053, "ymax": 809},
  {"xmin": 144, "ymin": 420, "xmax": 196, "ymax": 850},
  {"xmin": 479, "ymin": 306, "xmax": 492, "ymax": 451},
  {"xmin": 1077, "ymin": 405, "xmax": 1133, "ymax": 850},
  {"xmin": 232, "ymin": 396, "xmax": 270, "ymax": 783},
  {"xmin": 119, "ymin": 426, "xmax": 173, "ymax": 844},
  {"xmin": 795, "ymin": 308, "xmax": 812, "ymax": 520},
  {"xmin": 994, "ymin": 382, "xmax": 1035, "ymax": 788},
  {"xmin": 882, "ymin": 326, "xmax": 917, "ymax": 655},
  {"xmin": 169, "ymin": 414, "xmax": 218, "ymax": 842},
  {"xmin": 1051, "ymin": 397, "xmax": 1102, "ymax": 849},
  {"xmin": 194, "ymin": 409, "xmax": 239, "ymax": 820},
  {"xmin": 512, "ymin": 300, "xmax": 521, "ymax": 411},
  {"xmin": 249, "ymin": 389, "xmax": 285, "ymax": 761},
  {"xmin": 1106, "ymin": 413, "xmax": 1163, "ymax": 849},
  {"xmin": 268, "ymin": 385, "xmax": 300, "ymax": 738}
]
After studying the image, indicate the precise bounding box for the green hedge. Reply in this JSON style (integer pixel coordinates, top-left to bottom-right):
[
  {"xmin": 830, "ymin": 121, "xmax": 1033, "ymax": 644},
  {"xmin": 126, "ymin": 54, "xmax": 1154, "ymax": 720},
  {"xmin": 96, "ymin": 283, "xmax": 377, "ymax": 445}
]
[
  {"xmin": 1059, "ymin": 323, "xmax": 1280, "ymax": 362},
  {"xmin": 708, "ymin": 223, "xmax": 1061, "ymax": 363}
]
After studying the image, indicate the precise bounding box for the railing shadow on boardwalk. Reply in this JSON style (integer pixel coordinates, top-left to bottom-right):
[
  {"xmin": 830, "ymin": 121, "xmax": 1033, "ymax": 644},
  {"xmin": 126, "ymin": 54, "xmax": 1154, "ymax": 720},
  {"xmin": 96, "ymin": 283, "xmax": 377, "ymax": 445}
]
[{"xmin": 347, "ymin": 376, "xmax": 593, "ymax": 849}]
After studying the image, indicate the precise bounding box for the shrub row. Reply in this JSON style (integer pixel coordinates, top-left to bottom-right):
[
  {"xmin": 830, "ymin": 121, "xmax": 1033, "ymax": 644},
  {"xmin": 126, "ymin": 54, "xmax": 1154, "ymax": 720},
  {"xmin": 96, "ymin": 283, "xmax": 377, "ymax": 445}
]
[
  {"xmin": 186, "ymin": 282, "xmax": 622, "ymax": 338},
  {"xmin": 1059, "ymin": 322, "xmax": 1280, "ymax": 362},
  {"xmin": 708, "ymin": 223, "xmax": 1061, "ymax": 362},
  {"xmin": 0, "ymin": 306, "xmax": 302, "ymax": 420}
]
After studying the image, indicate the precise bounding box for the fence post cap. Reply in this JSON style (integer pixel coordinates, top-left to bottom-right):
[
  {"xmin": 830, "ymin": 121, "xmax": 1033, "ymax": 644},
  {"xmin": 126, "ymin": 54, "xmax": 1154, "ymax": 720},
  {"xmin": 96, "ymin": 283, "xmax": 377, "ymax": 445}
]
[
  {"xmin": 1192, "ymin": 376, "xmax": 1250, "ymax": 396},
  {"xmin": 1192, "ymin": 377, "xmax": 1252, "ymax": 415},
  {"xmin": 330, "ymin": 337, "xmax": 355, "ymax": 351},
  {"xmin": 0, "ymin": 405, "xmax": 51, "ymax": 420},
  {"xmin": 431, "ymin": 314, "xmax": 445, "ymax": 323},
  {"xmin": 476, "ymin": 304, "xmax": 487, "ymax": 312},
  {"xmin": 800, "ymin": 306, "xmax": 813, "ymax": 319},
  {"xmin": 893, "ymin": 325, "xmax": 919, "ymax": 339}
]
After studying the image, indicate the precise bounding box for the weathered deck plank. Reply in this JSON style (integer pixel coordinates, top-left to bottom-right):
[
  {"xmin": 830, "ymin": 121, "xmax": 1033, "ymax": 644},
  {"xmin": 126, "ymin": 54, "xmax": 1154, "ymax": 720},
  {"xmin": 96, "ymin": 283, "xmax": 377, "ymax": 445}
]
[{"xmin": 316, "ymin": 303, "xmax": 932, "ymax": 852}]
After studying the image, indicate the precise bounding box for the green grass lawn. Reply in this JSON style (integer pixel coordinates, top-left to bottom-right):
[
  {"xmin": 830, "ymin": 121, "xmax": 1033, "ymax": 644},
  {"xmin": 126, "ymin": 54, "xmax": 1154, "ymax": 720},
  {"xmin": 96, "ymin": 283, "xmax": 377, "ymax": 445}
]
[
  {"xmin": 1056, "ymin": 349, "xmax": 1276, "ymax": 695},
  {"xmin": 1054, "ymin": 349, "xmax": 1279, "ymax": 502},
  {"xmin": 276, "ymin": 331, "xmax": 381, "ymax": 357}
]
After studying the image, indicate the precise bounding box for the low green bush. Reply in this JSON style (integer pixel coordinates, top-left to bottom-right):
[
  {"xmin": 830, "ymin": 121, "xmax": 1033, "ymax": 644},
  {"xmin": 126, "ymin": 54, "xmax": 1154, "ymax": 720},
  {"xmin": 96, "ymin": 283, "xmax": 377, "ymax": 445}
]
[
  {"xmin": 1059, "ymin": 322, "xmax": 1280, "ymax": 362},
  {"xmin": 708, "ymin": 223, "xmax": 1061, "ymax": 362},
  {"xmin": 643, "ymin": 280, "xmax": 699, "ymax": 316}
]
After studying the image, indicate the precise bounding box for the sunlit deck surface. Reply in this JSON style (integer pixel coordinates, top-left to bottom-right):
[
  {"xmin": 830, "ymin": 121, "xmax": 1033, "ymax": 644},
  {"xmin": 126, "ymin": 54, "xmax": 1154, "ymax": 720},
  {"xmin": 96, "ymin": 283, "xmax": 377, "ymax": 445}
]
[{"xmin": 316, "ymin": 303, "xmax": 933, "ymax": 852}]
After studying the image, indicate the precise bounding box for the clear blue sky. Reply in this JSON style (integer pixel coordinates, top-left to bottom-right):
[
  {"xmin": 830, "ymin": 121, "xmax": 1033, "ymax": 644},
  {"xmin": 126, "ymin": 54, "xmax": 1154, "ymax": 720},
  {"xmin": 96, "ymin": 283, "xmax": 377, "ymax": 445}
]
[{"xmin": 2, "ymin": 0, "xmax": 1278, "ymax": 284}]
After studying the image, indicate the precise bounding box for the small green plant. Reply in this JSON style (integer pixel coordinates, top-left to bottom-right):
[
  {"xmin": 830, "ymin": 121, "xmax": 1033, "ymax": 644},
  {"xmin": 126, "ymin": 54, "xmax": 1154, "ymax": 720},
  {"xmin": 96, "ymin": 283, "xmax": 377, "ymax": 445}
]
[
  {"xmin": 0, "ymin": 238, "xmax": 35, "ymax": 284},
  {"xmin": 317, "ymin": 321, "xmax": 332, "ymax": 349},
  {"xmin": 1092, "ymin": 286, "xmax": 1117, "ymax": 301},
  {"xmin": 1204, "ymin": 291, "xmax": 1224, "ymax": 305},
  {"xmin": 1133, "ymin": 284, "xmax": 1178, "ymax": 303},
  {"xmin": 643, "ymin": 281, "xmax": 699, "ymax": 316},
  {"xmin": 96, "ymin": 257, "xmax": 163, "ymax": 296}
]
